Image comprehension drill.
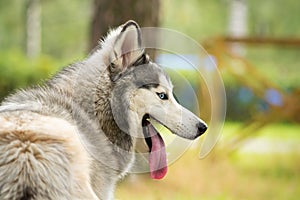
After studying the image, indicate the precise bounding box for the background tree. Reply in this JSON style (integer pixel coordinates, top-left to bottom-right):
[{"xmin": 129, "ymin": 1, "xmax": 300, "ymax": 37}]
[
  {"xmin": 228, "ymin": 0, "xmax": 248, "ymax": 55},
  {"xmin": 25, "ymin": 0, "xmax": 41, "ymax": 58},
  {"xmin": 89, "ymin": 0, "xmax": 160, "ymax": 51}
]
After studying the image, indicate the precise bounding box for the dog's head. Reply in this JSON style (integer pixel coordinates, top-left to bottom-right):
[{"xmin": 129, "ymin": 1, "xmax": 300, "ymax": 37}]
[{"xmin": 102, "ymin": 21, "xmax": 207, "ymax": 179}]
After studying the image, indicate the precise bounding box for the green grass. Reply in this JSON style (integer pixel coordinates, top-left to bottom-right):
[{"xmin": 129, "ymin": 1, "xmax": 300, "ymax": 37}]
[
  {"xmin": 116, "ymin": 151, "xmax": 300, "ymax": 200},
  {"xmin": 223, "ymin": 121, "xmax": 300, "ymax": 140},
  {"xmin": 116, "ymin": 122, "xmax": 300, "ymax": 200}
]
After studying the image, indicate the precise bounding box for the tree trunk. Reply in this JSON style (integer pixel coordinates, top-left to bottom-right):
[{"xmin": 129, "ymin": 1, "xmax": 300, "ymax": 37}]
[
  {"xmin": 89, "ymin": 0, "xmax": 160, "ymax": 51},
  {"xmin": 228, "ymin": 0, "xmax": 248, "ymax": 55},
  {"xmin": 25, "ymin": 0, "xmax": 41, "ymax": 58}
]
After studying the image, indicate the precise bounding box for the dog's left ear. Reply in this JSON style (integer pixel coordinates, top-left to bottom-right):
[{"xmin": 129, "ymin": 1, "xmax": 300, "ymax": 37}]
[{"xmin": 109, "ymin": 20, "xmax": 144, "ymax": 81}]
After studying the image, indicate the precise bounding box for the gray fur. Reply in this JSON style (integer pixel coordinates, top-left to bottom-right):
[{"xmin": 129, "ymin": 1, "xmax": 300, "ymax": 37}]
[{"xmin": 0, "ymin": 20, "xmax": 207, "ymax": 200}]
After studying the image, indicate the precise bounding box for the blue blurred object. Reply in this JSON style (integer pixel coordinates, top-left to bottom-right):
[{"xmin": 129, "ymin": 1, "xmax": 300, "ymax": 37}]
[
  {"xmin": 155, "ymin": 53, "xmax": 217, "ymax": 72},
  {"xmin": 238, "ymin": 87, "xmax": 254, "ymax": 104},
  {"xmin": 155, "ymin": 54, "xmax": 200, "ymax": 70},
  {"xmin": 257, "ymin": 99, "xmax": 270, "ymax": 112},
  {"xmin": 265, "ymin": 89, "xmax": 283, "ymax": 106}
]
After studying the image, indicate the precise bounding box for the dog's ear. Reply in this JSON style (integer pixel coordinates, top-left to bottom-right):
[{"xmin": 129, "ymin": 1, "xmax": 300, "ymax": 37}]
[{"xmin": 109, "ymin": 20, "xmax": 144, "ymax": 81}]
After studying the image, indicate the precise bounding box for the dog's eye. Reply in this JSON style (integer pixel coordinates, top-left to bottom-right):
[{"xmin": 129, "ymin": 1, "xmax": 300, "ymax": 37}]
[{"xmin": 156, "ymin": 92, "xmax": 168, "ymax": 100}]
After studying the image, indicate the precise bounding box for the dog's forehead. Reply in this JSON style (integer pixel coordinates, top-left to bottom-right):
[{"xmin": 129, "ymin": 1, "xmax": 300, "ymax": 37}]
[
  {"xmin": 132, "ymin": 62, "xmax": 172, "ymax": 89},
  {"xmin": 158, "ymin": 72, "xmax": 173, "ymax": 90}
]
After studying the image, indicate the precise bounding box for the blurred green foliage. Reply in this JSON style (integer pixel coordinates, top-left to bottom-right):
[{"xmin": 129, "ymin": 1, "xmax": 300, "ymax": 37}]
[
  {"xmin": 0, "ymin": 0, "xmax": 90, "ymax": 100},
  {"xmin": 1, "ymin": 0, "xmax": 299, "ymax": 59},
  {"xmin": 0, "ymin": 0, "xmax": 91, "ymax": 59},
  {"xmin": 248, "ymin": 0, "xmax": 300, "ymax": 37},
  {"xmin": 162, "ymin": 0, "xmax": 300, "ymax": 89},
  {"xmin": 162, "ymin": 0, "xmax": 300, "ymax": 39},
  {"xmin": 162, "ymin": 0, "xmax": 228, "ymax": 40},
  {"xmin": 0, "ymin": 49, "xmax": 60, "ymax": 100}
]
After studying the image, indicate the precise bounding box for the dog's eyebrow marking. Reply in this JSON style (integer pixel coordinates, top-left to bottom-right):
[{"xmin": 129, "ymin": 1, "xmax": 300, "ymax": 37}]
[{"xmin": 140, "ymin": 83, "xmax": 159, "ymax": 89}]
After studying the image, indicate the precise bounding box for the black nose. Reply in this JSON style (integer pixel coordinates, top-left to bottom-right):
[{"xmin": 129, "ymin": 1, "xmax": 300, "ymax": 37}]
[{"xmin": 197, "ymin": 122, "xmax": 207, "ymax": 136}]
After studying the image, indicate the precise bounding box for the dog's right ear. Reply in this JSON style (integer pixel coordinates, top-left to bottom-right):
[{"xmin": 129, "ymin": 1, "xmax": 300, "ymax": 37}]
[{"xmin": 109, "ymin": 20, "xmax": 144, "ymax": 81}]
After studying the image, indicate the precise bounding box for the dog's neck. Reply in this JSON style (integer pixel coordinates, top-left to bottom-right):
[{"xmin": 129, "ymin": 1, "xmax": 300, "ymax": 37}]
[{"xmin": 94, "ymin": 76, "xmax": 133, "ymax": 152}]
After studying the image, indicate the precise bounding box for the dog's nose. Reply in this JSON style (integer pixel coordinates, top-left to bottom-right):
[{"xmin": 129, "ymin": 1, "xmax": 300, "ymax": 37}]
[{"xmin": 197, "ymin": 122, "xmax": 207, "ymax": 136}]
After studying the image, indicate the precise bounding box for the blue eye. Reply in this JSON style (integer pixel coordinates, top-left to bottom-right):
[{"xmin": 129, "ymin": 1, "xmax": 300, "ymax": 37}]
[{"xmin": 157, "ymin": 92, "xmax": 168, "ymax": 100}]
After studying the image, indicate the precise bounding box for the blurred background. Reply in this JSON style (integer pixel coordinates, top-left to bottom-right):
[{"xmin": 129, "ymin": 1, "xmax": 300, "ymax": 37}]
[{"xmin": 0, "ymin": 0, "xmax": 299, "ymax": 199}]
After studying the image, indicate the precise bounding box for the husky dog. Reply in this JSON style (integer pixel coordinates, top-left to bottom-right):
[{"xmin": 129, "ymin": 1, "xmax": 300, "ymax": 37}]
[{"xmin": 0, "ymin": 20, "xmax": 207, "ymax": 200}]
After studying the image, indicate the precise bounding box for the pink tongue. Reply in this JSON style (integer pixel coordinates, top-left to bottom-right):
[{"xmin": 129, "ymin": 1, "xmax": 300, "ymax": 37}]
[{"xmin": 147, "ymin": 123, "xmax": 168, "ymax": 179}]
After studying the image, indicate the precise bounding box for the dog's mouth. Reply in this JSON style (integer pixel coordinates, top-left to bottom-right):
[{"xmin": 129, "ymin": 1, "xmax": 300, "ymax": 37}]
[{"xmin": 142, "ymin": 114, "xmax": 168, "ymax": 180}]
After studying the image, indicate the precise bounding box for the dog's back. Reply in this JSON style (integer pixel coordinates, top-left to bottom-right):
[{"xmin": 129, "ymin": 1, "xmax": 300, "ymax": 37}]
[{"xmin": 0, "ymin": 111, "xmax": 96, "ymax": 200}]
